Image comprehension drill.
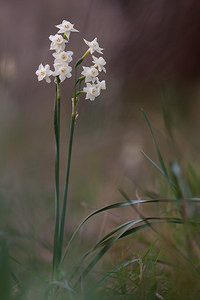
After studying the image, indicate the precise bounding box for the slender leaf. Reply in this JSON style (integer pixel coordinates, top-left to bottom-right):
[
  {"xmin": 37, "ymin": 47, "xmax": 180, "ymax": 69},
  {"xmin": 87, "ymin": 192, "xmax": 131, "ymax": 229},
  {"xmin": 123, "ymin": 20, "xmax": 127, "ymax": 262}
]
[
  {"xmin": 142, "ymin": 110, "xmax": 174, "ymax": 189},
  {"xmin": 142, "ymin": 152, "xmax": 166, "ymax": 178}
]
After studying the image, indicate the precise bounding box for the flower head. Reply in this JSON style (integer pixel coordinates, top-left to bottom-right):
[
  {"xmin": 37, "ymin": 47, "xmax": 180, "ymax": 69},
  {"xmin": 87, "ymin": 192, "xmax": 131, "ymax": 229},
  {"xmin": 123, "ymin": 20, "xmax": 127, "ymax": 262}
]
[
  {"xmin": 53, "ymin": 51, "xmax": 73, "ymax": 64},
  {"xmin": 35, "ymin": 64, "xmax": 53, "ymax": 83},
  {"xmin": 83, "ymin": 38, "xmax": 103, "ymax": 54},
  {"xmin": 81, "ymin": 66, "xmax": 99, "ymax": 83},
  {"xmin": 49, "ymin": 34, "xmax": 68, "ymax": 52},
  {"xmin": 83, "ymin": 83, "xmax": 101, "ymax": 101},
  {"xmin": 56, "ymin": 20, "xmax": 79, "ymax": 40},
  {"xmin": 53, "ymin": 64, "xmax": 72, "ymax": 82},
  {"xmin": 92, "ymin": 56, "xmax": 106, "ymax": 72}
]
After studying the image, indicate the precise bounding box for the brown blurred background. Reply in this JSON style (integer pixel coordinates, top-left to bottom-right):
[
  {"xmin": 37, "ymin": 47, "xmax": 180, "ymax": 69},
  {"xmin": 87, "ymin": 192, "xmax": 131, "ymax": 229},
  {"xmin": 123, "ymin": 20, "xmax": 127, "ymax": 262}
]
[{"xmin": 1, "ymin": 0, "xmax": 200, "ymax": 258}]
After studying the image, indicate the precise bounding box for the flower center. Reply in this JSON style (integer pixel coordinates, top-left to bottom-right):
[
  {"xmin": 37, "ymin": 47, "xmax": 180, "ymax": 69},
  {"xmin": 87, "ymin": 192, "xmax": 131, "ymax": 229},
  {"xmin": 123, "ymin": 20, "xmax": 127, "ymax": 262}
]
[
  {"xmin": 90, "ymin": 68, "xmax": 98, "ymax": 77},
  {"xmin": 92, "ymin": 42, "xmax": 98, "ymax": 49},
  {"xmin": 91, "ymin": 87, "xmax": 97, "ymax": 95},
  {"xmin": 61, "ymin": 54, "xmax": 67, "ymax": 60},
  {"xmin": 41, "ymin": 71, "xmax": 45, "ymax": 76},
  {"xmin": 61, "ymin": 68, "xmax": 67, "ymax": 74},
  {"xmin": 56, "ymin": 36, "xmax": 62, "ymax": 43}
]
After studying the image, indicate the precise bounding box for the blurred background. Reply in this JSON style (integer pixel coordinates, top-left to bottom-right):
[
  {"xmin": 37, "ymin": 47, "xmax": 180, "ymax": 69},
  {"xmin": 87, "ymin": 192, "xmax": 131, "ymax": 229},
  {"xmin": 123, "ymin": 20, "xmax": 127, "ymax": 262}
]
[{"xmin": 1, "ymin": 0, "xmax": 200, "ymax": 264}]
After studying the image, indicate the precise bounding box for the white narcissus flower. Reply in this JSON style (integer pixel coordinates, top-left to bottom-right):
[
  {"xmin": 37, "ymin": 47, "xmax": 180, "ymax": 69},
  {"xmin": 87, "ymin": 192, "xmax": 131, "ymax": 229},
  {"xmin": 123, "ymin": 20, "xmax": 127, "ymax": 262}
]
[
  {"xmin": 96, "ymin": 78, "xmax": 106, "ymax": 90},
  {"xmin": 92, "ymin": 56, "xmax": 106, "ymax": 72},
  {"xmin": 81, "ymin": 66, "xmax": 99, "ymax": 83},
  {"xmin": 83, "ymin": 83, "xmax": 100, "ymax": 101},
  {"xmin": 83, "ymin": 38, "xmax": 103, "ymax": 54},
  {"xmin": 35, "ymin": 64, "xmax": 53, "ymax": 83},
  {"xmin": 53, "ymin": 51, "xmax": 73, "ymax": 64},
  {"xmin": 53, "ymin": 64, "xmax": 72, "ymax": 82},
  {"xmin": 49, "ymin": 34, "xmax": 68, "ymax": 52},
  {"xmin": 56, "ymin": 20, "xmax": 79, "ymax": 40}
]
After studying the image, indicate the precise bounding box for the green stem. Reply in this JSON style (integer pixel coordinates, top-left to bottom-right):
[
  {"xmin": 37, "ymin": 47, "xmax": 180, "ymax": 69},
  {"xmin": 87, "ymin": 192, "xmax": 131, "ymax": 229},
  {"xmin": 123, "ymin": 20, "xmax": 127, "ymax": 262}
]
[
  {"xmin": 52, "ymin": 80, "xmax": 60, "ymax": 278},
  {"xmin": 58, "ymin": 52, "xmax": 89, "ymax": 262},
  {"xmin": 58, "ymin": 63, "xmax": 78, "ymax": 261},
  {"xmin": 58, "ymin": 114, "xmax": 75, "ymax": 261}
]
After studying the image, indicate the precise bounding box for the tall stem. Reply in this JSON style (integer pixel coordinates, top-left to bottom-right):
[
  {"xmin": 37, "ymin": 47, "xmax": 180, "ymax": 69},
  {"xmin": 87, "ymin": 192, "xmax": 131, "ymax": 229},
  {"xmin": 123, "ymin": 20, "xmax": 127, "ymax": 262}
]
[
  {"xmin": 58, "ymin": 114, "xmax": 75, "ymax": 261},
  {"xmin": 58, "ymin": 63, "xmax": 78, "ymax": 261},
  {"xmin": 58, "ymin": 52, "xmax": 89, "ymax": 263},
  {"xmin": 52, "ymin": 81, "xmax": 60, "ymax": 277}
]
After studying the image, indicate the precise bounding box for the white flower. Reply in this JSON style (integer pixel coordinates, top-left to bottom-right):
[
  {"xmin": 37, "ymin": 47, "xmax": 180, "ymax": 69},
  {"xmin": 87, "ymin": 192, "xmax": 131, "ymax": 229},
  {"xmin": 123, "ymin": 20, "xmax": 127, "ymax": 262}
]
[
  {"xmin": 83, "ymin": 83, "xmax": 100, "ymax": 101},
  {"xmin": 56, "ymin": 20, "xmax": 79, "ymax": 40},
  {"xmin": 81, "ymin": 66, "xmax": 99, "ymax": 83},
  {"xmin": 96, "ymin": 78, "xmax": 106, "ymax": 90},
  {"xmin": 92, "ymin": 56, "xmax": 106, "ymax": 72},
  {"xmin": 53, "ymin": 64, "xmax": 72, "ymax": 82},
  {"xmin": 35, "ymin": 64, "xmax": 53, "ymax": 83},
  {"xmin": 49, "ymin": 34, "xmax": 68, "ymax": 52},
  {"xmin": 53, "ymin": 51, "xmax": 73, "ymax": 64},
  {"xmin": 83, "ymin": 37, "xmax": 103, "ymax": 54}
]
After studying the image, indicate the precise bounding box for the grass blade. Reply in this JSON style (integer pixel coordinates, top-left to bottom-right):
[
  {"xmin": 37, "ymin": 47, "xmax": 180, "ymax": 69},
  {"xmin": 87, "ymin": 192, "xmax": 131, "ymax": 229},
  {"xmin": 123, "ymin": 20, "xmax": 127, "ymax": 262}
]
[
  {"xmin": 142, "ymin": 151, "xmax": 167, "ymax": 178},
  {"xmin": 142, "ymin": 109, "xmax": 174, "ymax": 189}
]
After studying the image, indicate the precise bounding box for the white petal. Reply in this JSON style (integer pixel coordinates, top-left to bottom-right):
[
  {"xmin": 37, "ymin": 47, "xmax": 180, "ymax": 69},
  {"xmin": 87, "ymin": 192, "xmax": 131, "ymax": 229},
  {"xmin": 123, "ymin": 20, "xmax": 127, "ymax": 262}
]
[
  {"xmin": 65, "ymin": 32, "xmax": 70, "ymax": 40},
  {"xmin": 83, "ymin": 39, "xmax": 90, "ymax": 47},
  {"xmin": 59, "ymin": 74, "xmax": 66, "ymax": 82},
  {"xmin": 45, "ymin": 77, "xmax": 51, "ymax": 83},
  {"xmin": 71, "ymin": 28, "xmax": 79, "ymax": 33},
  {"xmin": 49, "ymin": 35, "xmax": 55, "ymax": 42},
  {"xmin": 55, "ymin": 24, "xmax": 62, "ymax": 29},
  {"xmin": 66, "ymin": 73, "xmax": 72, "ymax": 78},
  {"xmin": 100, "ymin": 80, "xmax": 106, "ymax": 90},
  {"xmin": 67, "ymin": 51, "xmax": 73, "ymax": 56}
]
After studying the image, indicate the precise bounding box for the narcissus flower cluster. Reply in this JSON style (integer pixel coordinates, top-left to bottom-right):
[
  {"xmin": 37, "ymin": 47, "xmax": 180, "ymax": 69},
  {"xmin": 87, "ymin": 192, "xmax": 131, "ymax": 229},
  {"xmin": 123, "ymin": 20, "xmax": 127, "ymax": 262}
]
[
  {"xmin": 36, "ymin": 20, "xmax": 106, "ymax": 101},
  {"xmin": 36, "ymin": 20, "xmax": 78, "ymax": 83},
  {"xmin": 82, "ymin": 38, "xmax": 106, "ymax": 101}
]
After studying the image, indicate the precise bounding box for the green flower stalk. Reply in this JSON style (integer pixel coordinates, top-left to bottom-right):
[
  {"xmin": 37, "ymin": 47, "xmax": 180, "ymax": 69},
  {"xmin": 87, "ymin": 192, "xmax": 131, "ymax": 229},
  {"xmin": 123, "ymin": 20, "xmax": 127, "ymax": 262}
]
[
  {"xmin": 52, "ymin": 78, "xmax": 60, "ymax": 277},
  {"xmin": 58, "ymin": 51, "xmax": 91, "ymax": 262}
]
